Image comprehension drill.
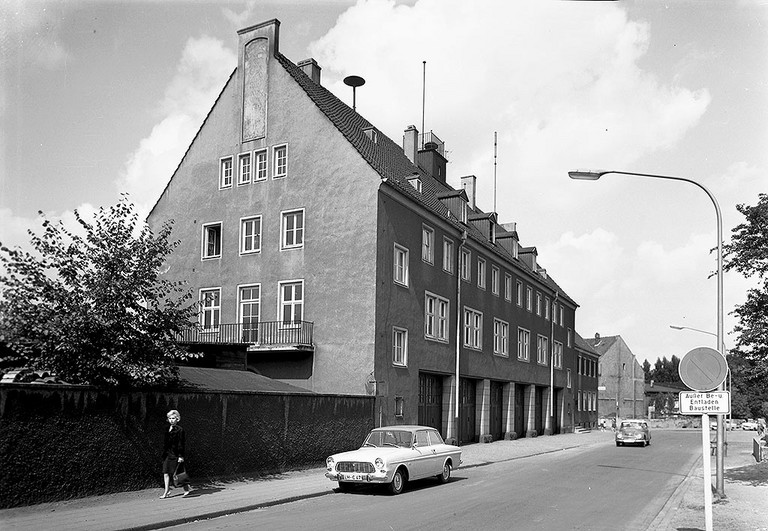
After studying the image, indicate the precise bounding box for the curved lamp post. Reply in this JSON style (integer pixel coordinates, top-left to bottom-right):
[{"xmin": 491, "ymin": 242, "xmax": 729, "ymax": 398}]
[{"xmin": 569, "ymin": 169, "xmax": 726, "ymax": 498}]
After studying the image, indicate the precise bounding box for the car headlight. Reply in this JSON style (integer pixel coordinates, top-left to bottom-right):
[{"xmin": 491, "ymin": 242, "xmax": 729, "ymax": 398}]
[
  {"xmin": 326, "ymin": 457, "xmax": 334, "ymax": 471},
  {"xmin": 374, "ymin": 458, "xmax": 384, "ymax": 469}
]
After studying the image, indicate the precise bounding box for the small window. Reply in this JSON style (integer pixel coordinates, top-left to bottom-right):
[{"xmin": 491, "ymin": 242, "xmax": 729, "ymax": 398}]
[
  {"xmin": 554, "ymin": 341, "xmax": 563, "ymax": 369},
  {"xmin": 422, "ymin": 225, "xmax": 434, "ymax": 264},
  {"xmin": 199, "ymin": 288, "xmax": 221, "ymax": 330},
  {"xmin": 281, "ymin": 209, "xmax": 304, "ymax": 250},
  {"xmin": 517, "ymin": 328, "xmax": 530, "ymax": 361},
  {"xmin": 516, "ymin": 280, "xmax": 523, "ymax": 307},
  {"xmin": 560, "ymin": 306, "xmax": 565, "ymax": 327},
  {"xmin": 273, "ymin": 144, "xmax": 287, "ymax": 179},
  {"xmin": 526, "ymin": 286, "xmax": 533, "ymax": 312},
  {"xmin": 238, "ymin": 152, "xmax": 252, "ymax": 185},
  {"xmin": 219, "ymin": 156, "xmax": 233, "ymax": 188},
  {"xmin": 395, "ymin": 396, "xmax": 404, "ymax": 417},
  {"xmin": 393, "ymin": 244, "xmax": 409, "ymax": 286},
  {"xmin": 567, "ymin": 328, "xmax": 573, "ymax": 348},
  {"xmin": 408, "ymin": 176, "xmax": 422, "ymax": 193},
  {"xmin": 491, "ymin": 266, "xmax": 500, "ymax": 296},
  {"xmin": 254, "ymin": 149, "xmax": 268, "ymax": 181},
  {"xmin": 443, "ymin": 237, "xmax": 454, "ymax": 274},
  {"xmin": 463, "ymin": 307, "xmax": 483, "ymax": 350},
  {"xmin": 493, "ymin": 318, "xmax": 509, "ymax": 357},
  {"xmin": 477, "ymin": 258, "xmax": 486, "ymax": 289},
  {"xmin": 536, "ymin": 292, "xmax": 542, "ymax": 316},
  {"xmin": 425, "ymin": 292, "xmax": 449, "ymax": 342},
  {"xmin": 240, "ymin": 216, "xmax": 262, "ymax": 254},
  {"xmin": 393, "ymin": 327, "xmax": 408, "ymax": 366},
  {"xmin": 460, "ymin": 249, "xmax": 471, "ymax": 282},
  {"xmin": 415, "ymin": 430, "xmax": 429, "ymax": 446},
  {"xmin": 202, "ymin": 223, "xmax": 222, "ymax": 259},
  {"xmin": 545, "ymin": 297, "xmax": 551, "ymax": 320},
  {"xmin": 537, "ymin": 335, "xmax": 548, "ymax": 365},
  {"xmin": 567, "ymin": 369, "xmax": 572, "ymax": 389},
  {"xmin": 504, "ymin": 274, "xmax": 512, "ymax": 302}
]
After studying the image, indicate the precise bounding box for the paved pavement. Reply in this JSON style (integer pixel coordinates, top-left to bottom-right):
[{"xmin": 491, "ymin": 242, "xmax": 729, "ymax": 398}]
[{"xmin": 1, "ymin": 429, "xmax": 765, "ymax": 530}]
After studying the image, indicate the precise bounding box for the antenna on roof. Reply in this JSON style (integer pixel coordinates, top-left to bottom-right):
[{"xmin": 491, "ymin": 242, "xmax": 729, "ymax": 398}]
[
  {"xmin": 343, "ymin": 75, "xmax": 365, "ymax": 112},
  {"xmin": 421, "ymin": 61, "xmax": 426, "ymax": 149},
  {"xmin": 493, "ymin": 131, "xmax": 498, "ymax": 213}
]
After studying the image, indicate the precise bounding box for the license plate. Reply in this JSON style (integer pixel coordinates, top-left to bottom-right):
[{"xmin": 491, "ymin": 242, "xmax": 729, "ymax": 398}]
[{"xmin": 340, "ymin": 473, "xmax": 365, "ymax": 481}]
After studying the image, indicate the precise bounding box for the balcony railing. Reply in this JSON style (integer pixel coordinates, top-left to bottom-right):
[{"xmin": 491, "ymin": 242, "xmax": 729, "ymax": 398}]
[{"xmin": 177, "ymin": 321, "xmax": 313, "ymax": 349}]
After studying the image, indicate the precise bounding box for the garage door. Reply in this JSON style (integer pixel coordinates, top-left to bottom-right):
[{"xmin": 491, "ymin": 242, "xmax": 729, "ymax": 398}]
[{"xmin": 418, "ymin": 373, "xmax": 443, "ymax": 434}]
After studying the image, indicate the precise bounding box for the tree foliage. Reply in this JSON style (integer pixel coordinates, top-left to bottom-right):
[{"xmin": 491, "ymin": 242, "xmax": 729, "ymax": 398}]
[
  {"xmin": 647, "ymin": 355, "xmax": 681, "ymax": 385},
  {"xmin": 0, "ymin": 196, "xmax": 198, "ymax": 387}
]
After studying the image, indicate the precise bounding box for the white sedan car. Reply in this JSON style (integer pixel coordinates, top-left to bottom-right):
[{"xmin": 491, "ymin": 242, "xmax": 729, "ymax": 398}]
[{"xmin": 325, "ymin": 425, "xmax": 462, "ymax": 495}]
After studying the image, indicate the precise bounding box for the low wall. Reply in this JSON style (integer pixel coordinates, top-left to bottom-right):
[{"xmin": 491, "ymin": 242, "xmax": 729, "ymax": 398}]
[{"xmin": 0, "ymin": 384, "xmax": 375, "ymax": 508}]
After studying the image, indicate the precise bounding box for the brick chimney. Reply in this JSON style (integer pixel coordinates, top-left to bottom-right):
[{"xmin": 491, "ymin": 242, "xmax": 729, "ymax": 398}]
[
  {"xmin": 461, "ymin": 175, "xmax": 477, "ymax": 210},
  {"xmin": 403, "ymin": 125, "xmax": 419, "ymax": 164},
  {"xmin": 297, "ymin": 58, "xmax": 321, "ymax": 84}
]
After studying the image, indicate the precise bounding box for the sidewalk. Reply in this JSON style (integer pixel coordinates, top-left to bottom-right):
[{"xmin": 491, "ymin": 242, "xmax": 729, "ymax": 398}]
[{"xmin": 0, "ymin": 430, "xmax": 764, "ymax": 530}]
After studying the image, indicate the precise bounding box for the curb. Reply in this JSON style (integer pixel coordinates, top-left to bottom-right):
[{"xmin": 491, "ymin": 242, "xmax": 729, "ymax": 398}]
[{"xmin": 647, "ymin": 453, "xmax": 703, "ymax": 530}]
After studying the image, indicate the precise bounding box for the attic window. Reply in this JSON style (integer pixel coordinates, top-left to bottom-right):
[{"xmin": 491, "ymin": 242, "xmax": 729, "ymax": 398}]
[
  {"xmin": 408, "ymin": 176, "xmax": 422, "ymax": 193},
  {"xmin": 363, "ymin": 127, "xmax": 378, "ymax": 143}
]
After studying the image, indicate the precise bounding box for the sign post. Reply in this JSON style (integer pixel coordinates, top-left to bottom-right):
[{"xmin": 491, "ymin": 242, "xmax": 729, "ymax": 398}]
[{"xmin": 678, "ymin": 348, "xmax": 730, "ymax": 531}]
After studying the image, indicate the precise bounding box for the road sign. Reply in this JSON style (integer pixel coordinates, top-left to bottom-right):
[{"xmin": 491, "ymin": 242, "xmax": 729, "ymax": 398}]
[
  {"xmin": 678, "ymin": 347, "xmax": 728, "ymax": 392},
  {"xmin": 679, "ymin": 391, "xmax": 731, "ymax": 415}
]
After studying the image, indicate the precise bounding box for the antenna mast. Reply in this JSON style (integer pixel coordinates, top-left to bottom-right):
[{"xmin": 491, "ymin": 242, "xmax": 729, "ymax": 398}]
[
  {"xmin": 421, "ymin": 61, "xmax": 426, "ymax": 148},
  {"xmin": 493, "ymin": 131, "xmax": 498, "ymax": 213}
]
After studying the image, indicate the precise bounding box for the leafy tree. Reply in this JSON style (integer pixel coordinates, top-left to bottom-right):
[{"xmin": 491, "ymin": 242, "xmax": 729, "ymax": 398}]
[
  {"xmin": 0, "ymin": 196, "xmax": 198, "ymax": 387},
  {"xmin": 642, "ymin": 359, "xmax": 652, "ymax": 382},
  {"xmin": 723, "ymin": 193, "xmax": 768, "ymax": 378}
]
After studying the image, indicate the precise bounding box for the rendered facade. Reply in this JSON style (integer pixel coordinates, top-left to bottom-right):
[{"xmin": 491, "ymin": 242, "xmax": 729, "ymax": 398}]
[
  {"xmin": 148, "ymin": 19, "xmax": 598, "ymax": 443},
  {"xmin": 585, "ymin": 335, "xmax": 645, "ymax": 419}
]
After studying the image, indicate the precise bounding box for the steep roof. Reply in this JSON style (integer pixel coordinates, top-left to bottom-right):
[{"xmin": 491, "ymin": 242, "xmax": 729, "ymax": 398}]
[
  {"xmin": 574, "ymin": 333, "xmax": 601, "ymax": 357},
  {"xmin": 585, "ymin": 335, "xmax": 620, "ymax": 355}
]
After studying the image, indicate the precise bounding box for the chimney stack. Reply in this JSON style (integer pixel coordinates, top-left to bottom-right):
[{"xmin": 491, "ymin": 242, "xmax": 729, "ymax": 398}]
[
  {"xmin": 403, "ymin": 125, "xmax": 419, "ymax": 164},
  {"xmin": 297, "ymin": 58, "xmax": 321, "ymax": 84},
  {"xmin": 461, "ymin": 175, "xmax": 477, "ymax": 210}
]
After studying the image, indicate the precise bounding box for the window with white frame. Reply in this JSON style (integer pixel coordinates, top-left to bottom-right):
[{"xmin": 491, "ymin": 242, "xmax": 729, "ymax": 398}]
[
  {"xmin": 517, "ymin": 327, "xmax": 530, "ymax": 361},
  {"xmin": 536, "ymin": 292, "xmax": 542, "ymax": 316},
  {"xmin": 516, "ymin": 280, "xmax": 523, "ymax": 306},
  {"xmin": 545, "ymin": 297, "xmax": 551, "ymax": 320},
  {"xmin": 393, "ymin": 327, "xmax": 408, "ymax": 366},
  {"xmin": 460, "ymin": 248, "xmax": 471, "ymax": 282},
  {"xmin": 536, "ymin": 335, "xmax": 549, "ymax": 365},
  {"xmin": 578, "ymin": 355, "xmax": 582, "ymax": 375},
  {"xmin": 273, "ymin": 144, "xmax": 287, "ymax": 178},
  {"xmin": 238, "ymin": 152, "xmax": 252, "ymax": 185},
  {"xmin": 493, "ymin": 318, "xmax": 509, "ymax": 357},
  {"xmin": 422, "ymin": 225, "xmax": 434, "ymax": 264},
  {"xmin": 199, "ymin": 288, "xmax": 220, "ymax": 330},
  {"xmin": 560, "ymin": 306, "xmax": 565, "ymax": 327},
  {"xmin": 254, "ymin": 149, "xmax": 268, "ymax": 181},
  {"xmin": 393, "ymin": 244, "xmax": 409, "ymax": 286},
  {"xmin": 395, "ymin": 396, "xmax": 405, "ymax": 416},
  {"xmin": 220, "ymin": 156, "xmax": 233, "ymax": 188},
  {"xmin": 463, "ymin": 307, "xmax": 483, "ymax": 350},
  {"xmin": 553, "ymin": 341, "xmax": 563, "ymax": 369},
  {"xmin": 279, "ymin": 280, "xmax": 303, "ymax": 325},
  {"xmin": 526, "ymin": 286, "xmax": 533, "ymax": 312},
  {"xmin": 281, "ymin": 209, "xmax": 304, "ymax": 250},
  {"xmin": 239, "ymin": 285, "xmax": 260, "ymax": 342},
  {"xmin": 491, "ymin": 266, "xmax": 500, "ymax": 296},
  {"xmin": 425, "ymin": 292, "xmax": 449, "ymax": 342},
  {"xmin": 567, "ymin": 328, "xmax": 573, "ymax": 347},
  {"xmin": 504, "ymin": 273, "xmax": 512, "ymax": 302},
  {"xmin": 477, "ymin": 258, "xmax": 486, "ymax": 289},
  {"xmin": 567, "ymin": 368, "xmax": 572, "ymax": 389},
  {"xmin": 202, "ymin": 222, "xmax": 222, "ymax": 259},
  {"xmin": 240, "ymin": 216, "xmax": 261, "ymax": 254},
  {"xmin": 443, "ymin": 237, "xmax": 454, "ymax": 274},
  {"xmin": 552, "ymin": 302, "xmax": 558, "ymax": 324},
  {"xmin": 577, "ymin": 390, "xmax": 582, "ymax": 412}
]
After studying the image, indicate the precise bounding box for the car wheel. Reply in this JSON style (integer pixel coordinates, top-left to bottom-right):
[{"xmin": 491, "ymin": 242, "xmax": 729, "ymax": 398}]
[
  {"xmin": 389, "ymin": 468, "xmax": 405, "ymax": 495},
  {"xmin": 437, "ymin": 461, "xmax": 452, "ymax": 484},
  {"xmin": 616, "ymin": 441, "xmax": 621, "ymax": 447},
  {"xmin": 337, "ymin": 481, "xmax": 353, "ymax": 492}
]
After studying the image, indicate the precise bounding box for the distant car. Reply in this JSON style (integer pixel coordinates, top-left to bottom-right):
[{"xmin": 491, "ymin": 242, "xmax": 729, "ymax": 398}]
[
  {"xmin": 615, "ymin": 419, "xmax": 651, "ymax": 447},
  {"xmin": 325, "ymin": 425, "xmax": 462, "ymax": 495},
  {"xmin": 741, "ymin": 421, "xmax": 758, "ymax": 431}
]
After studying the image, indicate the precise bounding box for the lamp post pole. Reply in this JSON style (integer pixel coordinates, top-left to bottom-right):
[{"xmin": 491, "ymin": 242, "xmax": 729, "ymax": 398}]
[{"xmin": 569, "ymin": 170, "xmax": 726, "ymax": 497}]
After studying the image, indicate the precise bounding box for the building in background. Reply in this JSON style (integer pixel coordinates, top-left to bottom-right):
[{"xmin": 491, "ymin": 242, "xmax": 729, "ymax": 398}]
[
  {"xmin": 148, "ymin": 19, "xmax": 596, "ymax": 443},
  {"xmin": 586, "ymin": 335, "xmax": 645, "ymax": 419}
]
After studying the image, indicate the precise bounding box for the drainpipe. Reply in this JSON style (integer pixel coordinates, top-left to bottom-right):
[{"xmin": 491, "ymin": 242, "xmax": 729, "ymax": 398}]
[
  {"xmin": 549, "ymin": 291, "xmax": 559, "ymax": 434},
  {"xmin": 454, "ymin": 230, "xmax": 468, "ymax": 444}
]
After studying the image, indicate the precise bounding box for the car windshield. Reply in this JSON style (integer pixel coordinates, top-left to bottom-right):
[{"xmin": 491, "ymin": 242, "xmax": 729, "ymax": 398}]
[
  {"xmin": 363, "ymin": 430, "xmax": 413, "ymax": 448},
  {"xmin": 621, "ymin": 422, "xmax": 644, "ymax": 430}
]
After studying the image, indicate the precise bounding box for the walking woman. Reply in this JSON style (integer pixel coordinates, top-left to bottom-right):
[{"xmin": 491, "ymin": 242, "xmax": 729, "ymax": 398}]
[{"xmin": 160, "ymin": 409, "xmax": 193, "ymax": 498}]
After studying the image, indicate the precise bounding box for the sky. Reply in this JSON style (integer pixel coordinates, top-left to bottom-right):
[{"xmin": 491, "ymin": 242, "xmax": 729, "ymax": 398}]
[{"xmin": 1, "ymin": 0, "xmax": 766, "ymax": 367}]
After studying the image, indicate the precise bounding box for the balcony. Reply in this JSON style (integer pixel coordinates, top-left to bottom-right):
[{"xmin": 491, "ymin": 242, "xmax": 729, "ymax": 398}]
[{"xmin": 178, "ymin": 321, "xmax": 314, "ymax": 351}]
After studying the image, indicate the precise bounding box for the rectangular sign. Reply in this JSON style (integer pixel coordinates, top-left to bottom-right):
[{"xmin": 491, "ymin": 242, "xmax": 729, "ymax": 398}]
[{"xmin": 679, "ymin": 391, "xmax": 731, "ymax": 415}]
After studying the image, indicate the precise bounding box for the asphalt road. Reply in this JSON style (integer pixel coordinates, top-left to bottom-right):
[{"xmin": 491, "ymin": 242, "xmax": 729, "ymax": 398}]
[{"xmin": 169, "ymin": 430, "xmax": 701, "ymax": 530}]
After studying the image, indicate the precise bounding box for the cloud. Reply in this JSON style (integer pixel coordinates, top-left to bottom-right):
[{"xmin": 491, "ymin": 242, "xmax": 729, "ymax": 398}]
[
  {"xmin": 117, "ymin": 36, "xmax": 237, "ymax": 217},
  {"xmin": 0, "ymin": 1, "xmax": 72, "ymax": 71}
]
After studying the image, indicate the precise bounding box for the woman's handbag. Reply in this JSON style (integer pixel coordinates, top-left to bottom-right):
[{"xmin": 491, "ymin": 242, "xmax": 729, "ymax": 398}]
[{"xmin": 173, "ymin": 461, "xmax": 190, "ymax": 487}]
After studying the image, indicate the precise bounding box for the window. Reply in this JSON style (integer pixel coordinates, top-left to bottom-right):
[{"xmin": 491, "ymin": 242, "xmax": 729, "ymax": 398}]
[
  {"xmin": 536, "ymin": 292, "xmax": 542, "ymax": 316},
  {"xmin": 553, "ymin": 303, "xmax": 558, "ymax": 325},
  {"xmin": 493, "ymin": 318, "xmax": 509, "ymax": 357},
  {"xmin": 199, "ymin": 288, "xmax": 221, "ymax": 330},
  {"xmin": 281, "ymin": 209, "xmax": 304, "ymax": 250},
  {"xmin": 463, "ymin": 308, "xmax": 483, "ymax": 349},
  {"xmin": 393, "ymin": 327, "xmax": 408, "ymax": 366},
  {"xmin": 202, "ymin": 222, "xmax": 222, "ymax": 259},
  {"xmin": 504, "ymin": 273, "xmax": 512, "ymax": 302},
  {"xmin": 408, "ymin": 176, "xmax": 422, "ymax": 192},
  {"xmin": 240, "ymin": 216, "xmax": 262, "ymax": 254},
  {"xmin": 393, "ymin": 244, "xmax": 409, "ymax": 286},
  {"xmin": 422, "ymin": 225, "xmax": 434, "ymax": 264},
  {"xmin": 477, "ymin": 258, "xmax": 486, "ymax": 289},
  {"xmin": 517, "ymin": 328, "xmax": 530, "ymax": 361},
  {"xmin": 516, "ymin": 280, "xmax": 523, "ymax": 306},
  {"xmin": 537, "ymin": 335, "xmax": 549, "ymax": 365},
  {"xmin": 526, "ymin": 286, "xmax": 533, "ymax": 312},
  {"xmin": 238, "ymin": 152, "xmax": 252, "ymax": 185},
  {"xmin": 568, "ymin": 328, "xmax": 573, "ymax": 347},
  {"xmin": 578, "ymin": 355, "xmax": 582, "ymax": 375},
  {"xmin": 219, "ymin": 156, "xmax": 233, "ymax": 188},
  {"xmin": 460, "ymin": 248, "xmax": 471, "ymax": 281},
  {"xmin": 273, "ymin": 144, "xmax": 287, "ymax": 178},
  {"xmin": 560, "ymin": 306, "xmax": 565, "ymax": 327},
  {"xmin": 279, "ymin": 280, "xmax": 303, "ymax": 325},
  {"xmin": 567, "ymin": 368, "xmax": 572, "ymax": 389},
  {"xmin": 553, "ymin": 341, "xmax": 563, "ymax": 369},
  {"xmin": 425, "ymin": 292, "xmax": 449, "ymax": 342},
  {"xmin": 254, "ymin": 149, "xmax": 267, "ymax": 181},
  {"xmin": 491, "ymin": 266, "xmax": 500, "ymax": 296},
  {"xmin": 545, "ymin": 297, "xmax": 551, "ymax": 320},
  {"xmin": 443, "ymin": 237, "xmax": 454, "ymax": 274},
  {"xmin": 577, "ymin": 391, "xmax": 582, "ymax": 412},
  {"xmin": 239, "ymin": 285, "xmax": 260, "ymax": 342},
  {"xmin": 395, "ymin": 396, "xmax": 404, "ymax": 417}
]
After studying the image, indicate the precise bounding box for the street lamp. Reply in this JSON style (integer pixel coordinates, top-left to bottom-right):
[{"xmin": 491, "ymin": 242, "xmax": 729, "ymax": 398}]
[{"xmin": 569, "ymin": 169, "xmax": 726, "ymax": 498}]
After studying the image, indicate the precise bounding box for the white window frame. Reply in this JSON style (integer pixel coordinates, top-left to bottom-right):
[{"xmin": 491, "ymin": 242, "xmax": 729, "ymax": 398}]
[
  {"xmin": 278, "ymin": 279, "xmax": 304, "ymax": 327},
  {"xmin": 422, "ymin": 225, "xmax": 434, "ymax": 264},
  {"xmin": 560, "ymin": 306, "xmax": 565, "ymax": 327},
  {"xmin": 537, "ymin": 335, "xmax": 549, "ymax": 365},
  {"xmin": 526, "ymin": 286, "xmax": 533, "ymax": 312},
  {"xmin": 240, "ymin": 215, "xmax": 262, "ymax": 255},
  {"xmin": 553, "ymin": 302, "xmax": 558, "ymax": 325},
  {"xmin": 280, "ymin": 209, "xmax": 305, "ymax": 250},
  {"xmin": 517, "ymin": 327, "xmax": 530, "ymax": 361},
  {"xmin": 238, "ymin": 284, "xmax": 260, "ymax": 342},
  {"xmin": 491, "ymin": 265, "xmax": 500, "ymax": 296},
  {"xmin": 568, "ymin": 328, "xmax": 573, "ymax": 347},
  {"xmin": 393, "ymin": 327, "xmax": 408, "ymax": 367},
  {"xmin": 567, "ymin": 368, "xmax": 572, "ymax": 389},
  {"xmin": 199, "ymin": 288, "xmax": 221, "ymax": 331},
  {"xmin": 516, "ymin": 280, "xmax": 523, "ymax": 307},
  {"xmin": 553, "ymin": 341, "xmax": 563, "ymax": 369},
  {"xmin": 219, "ymin": 156, "xmax": 233, "ymax": 189},
  {"xmin": 393, "ymin": 243, "xmax": 409, "ymax": 287},
  {"xmin": 504, "ymin": 273, "xmax": 512, "ymax": 302},
  {"xmin": 477, "ymin": 258, "xmax": 486, "ymax": 290},
  {"xmin": 536, "ymin": 292, "xmax": 542, "ymax": 316},
  {"xmin": 460, "ymin": 248, "xmax": 471, "ymax": 282},
  {"xmin": 254, "ymin": 149, "xmax": 268, "ymax": 181},
  {"xmin": 493, "ymin": 318, "xmax": 509, "ymax": 357},
  {"xmin": 201, "ymin": 222, "xmax": 222, "ymax": 260},
  {"xmin": 237, "ymin": 151, "xmax": 252, "ymax": 185},
  {"xmin": 273, "ymin": 144, "xmax": 287, "ymax": 179},
  {"xmin": 443, "ymin": 237, "xmax": 454, "ymax": 274},
  {"xmin": 545, "ymin": 297, "xmax": 551, "ymax": 320},
  {"xmin": 425, "ymin": 292, "xmax": 450, "ymax": 343},
  {"xmin": 463, "ymin": 307, "xmax": 483, "ymax": 350}
]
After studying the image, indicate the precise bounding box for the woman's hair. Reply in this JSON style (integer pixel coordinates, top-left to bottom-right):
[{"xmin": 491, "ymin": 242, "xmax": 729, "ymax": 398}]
[{"xmin": 167, "ymin": 410, "xmax": 181, "ymax": 421}]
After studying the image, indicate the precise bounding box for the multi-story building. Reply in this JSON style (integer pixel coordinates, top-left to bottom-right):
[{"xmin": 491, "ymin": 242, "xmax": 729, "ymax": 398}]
[
  {"xmin": 148, "ymin": 19, "xmax": 597, "ymax": 443},
  {"xmin": 585, "ymin": 335, "xmax": 645, "ymax": 419}
]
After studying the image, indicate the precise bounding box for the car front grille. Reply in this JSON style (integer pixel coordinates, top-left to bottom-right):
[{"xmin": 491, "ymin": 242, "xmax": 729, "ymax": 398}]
[{"xmin": 336, "ymin": 461, "xmax": 374, "ymax": 473}]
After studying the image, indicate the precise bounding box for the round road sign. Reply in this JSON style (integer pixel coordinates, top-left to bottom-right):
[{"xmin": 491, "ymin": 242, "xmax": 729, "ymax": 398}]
[{"xmin": 678, "ymin": 347, "xmax": 728, "ymax": 392}]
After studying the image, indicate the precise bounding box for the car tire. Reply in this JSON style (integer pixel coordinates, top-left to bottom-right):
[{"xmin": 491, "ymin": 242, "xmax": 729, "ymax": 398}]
[
  {"xmin": 616, "ymin": 441, "xmax": 621, "ymax": 447},
  {"xmin": 389, "ymin": 468, "xmax": 405, "ymax": 495},
  {"xmin": 437, "ymin": 461, "xmax": 452, "ymax": 484},
  {"xmin": 337, "ymin": 481, "xmax": 353, "ymax": 492}
]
